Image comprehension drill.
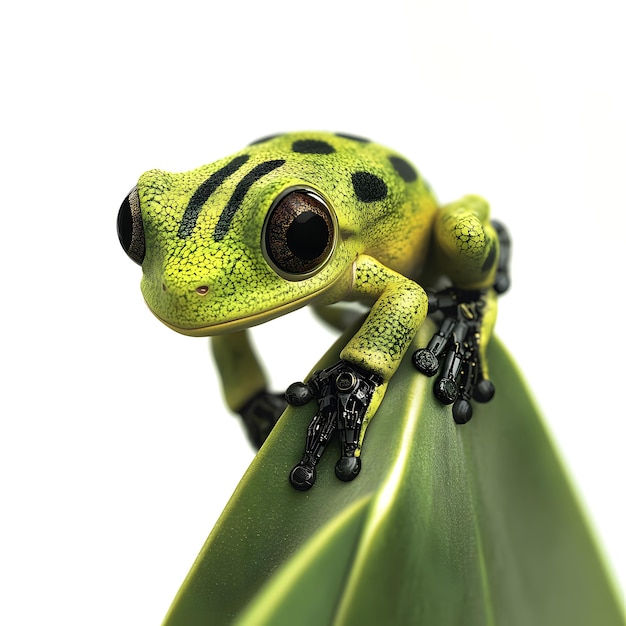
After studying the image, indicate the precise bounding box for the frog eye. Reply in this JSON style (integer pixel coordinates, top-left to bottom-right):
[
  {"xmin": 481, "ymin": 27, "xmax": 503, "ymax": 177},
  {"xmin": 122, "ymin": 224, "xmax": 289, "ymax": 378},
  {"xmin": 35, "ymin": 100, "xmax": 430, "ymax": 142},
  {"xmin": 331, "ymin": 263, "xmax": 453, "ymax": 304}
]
[
  {"xmin": 263, "ymin": 189, "xmax": 336, "ymax": 279},
  {"xmin": 117, "ymin": 186, "xmax": 145, "ymax": 265}
]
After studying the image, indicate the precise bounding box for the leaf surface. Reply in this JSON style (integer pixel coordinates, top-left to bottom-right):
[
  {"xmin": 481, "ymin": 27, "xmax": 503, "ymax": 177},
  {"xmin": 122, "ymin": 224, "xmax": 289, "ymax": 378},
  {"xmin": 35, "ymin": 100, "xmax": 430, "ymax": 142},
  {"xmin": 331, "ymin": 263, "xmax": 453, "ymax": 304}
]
[{"xmin": 162, "ymin": 321, "xmax": 624, "ymax": 626}]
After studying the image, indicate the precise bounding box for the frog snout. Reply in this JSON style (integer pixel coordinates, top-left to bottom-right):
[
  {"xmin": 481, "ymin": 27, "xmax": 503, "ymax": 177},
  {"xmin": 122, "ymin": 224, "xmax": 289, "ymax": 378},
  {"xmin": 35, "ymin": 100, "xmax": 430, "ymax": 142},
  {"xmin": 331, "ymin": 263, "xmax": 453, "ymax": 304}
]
[{"xmin": 159, "ymin": 280, "xmax": 211, "ymax": 297}]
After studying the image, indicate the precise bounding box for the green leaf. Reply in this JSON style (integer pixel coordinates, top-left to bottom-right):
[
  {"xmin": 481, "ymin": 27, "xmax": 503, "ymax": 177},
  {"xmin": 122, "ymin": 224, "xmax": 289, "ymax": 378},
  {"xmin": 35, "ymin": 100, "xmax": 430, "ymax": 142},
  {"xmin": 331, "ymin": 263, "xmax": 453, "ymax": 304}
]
[{"xmin": 162, "ymin": 321, "xmax": 624, "ymax": 626}]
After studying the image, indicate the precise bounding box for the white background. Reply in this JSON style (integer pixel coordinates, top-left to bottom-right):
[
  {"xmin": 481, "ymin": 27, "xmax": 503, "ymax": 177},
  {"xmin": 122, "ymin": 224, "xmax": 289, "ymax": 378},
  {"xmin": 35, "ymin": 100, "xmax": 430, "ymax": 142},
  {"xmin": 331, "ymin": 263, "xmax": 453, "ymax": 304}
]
[{"xmin": 1, "ymin": 0, "xmax": 624, "ymax": 623}]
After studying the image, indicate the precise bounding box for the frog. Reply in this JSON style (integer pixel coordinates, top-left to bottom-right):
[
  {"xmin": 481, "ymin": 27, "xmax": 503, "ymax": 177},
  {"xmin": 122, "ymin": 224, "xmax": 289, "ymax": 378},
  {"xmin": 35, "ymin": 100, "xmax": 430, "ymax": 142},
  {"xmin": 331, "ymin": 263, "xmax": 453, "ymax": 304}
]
[{"xmin": 117, "ymin": 131, "xmax": 510, "ymax": 491}]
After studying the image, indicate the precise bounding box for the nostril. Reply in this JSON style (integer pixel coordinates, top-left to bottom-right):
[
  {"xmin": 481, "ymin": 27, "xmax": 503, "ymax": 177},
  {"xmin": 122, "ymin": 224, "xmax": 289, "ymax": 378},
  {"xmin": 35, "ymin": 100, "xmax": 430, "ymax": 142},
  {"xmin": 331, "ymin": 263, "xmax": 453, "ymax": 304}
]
[
  {"xmin": 162, "ymin": 283, "xmax": 167, "ymax": 292},
  {"xmin": 195, "ymin": 286, "xmax": 209, "ymax": 296}
]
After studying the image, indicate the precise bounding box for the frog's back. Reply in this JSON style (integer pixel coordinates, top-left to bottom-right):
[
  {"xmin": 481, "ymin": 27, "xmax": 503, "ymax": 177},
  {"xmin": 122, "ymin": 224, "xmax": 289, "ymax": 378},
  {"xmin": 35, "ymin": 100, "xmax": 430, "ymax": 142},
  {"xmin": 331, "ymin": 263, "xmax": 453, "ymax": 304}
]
[{"xmin": 243, "ymin": 131, "xmax": 438, "ymax": 276}]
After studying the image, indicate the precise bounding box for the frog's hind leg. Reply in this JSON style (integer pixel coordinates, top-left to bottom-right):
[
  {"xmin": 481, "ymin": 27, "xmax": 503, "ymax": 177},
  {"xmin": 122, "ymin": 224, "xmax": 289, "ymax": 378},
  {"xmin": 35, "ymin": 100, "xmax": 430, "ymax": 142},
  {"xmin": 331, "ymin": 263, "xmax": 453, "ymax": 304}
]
[
  {"xmin": 413, "ymin": 201, "xmax": 511, "ymax": 422},
  {"xmin": 432, "ymin": 195, "xmax": 500, "ymax": 289}
]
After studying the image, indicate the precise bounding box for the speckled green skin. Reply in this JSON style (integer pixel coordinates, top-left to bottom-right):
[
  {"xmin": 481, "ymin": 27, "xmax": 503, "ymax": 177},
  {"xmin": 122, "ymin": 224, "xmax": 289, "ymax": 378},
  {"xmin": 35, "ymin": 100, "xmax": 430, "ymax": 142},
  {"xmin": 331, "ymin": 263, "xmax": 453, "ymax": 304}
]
[{"xmin": 135, "ymin": 132, "xmax": 499, "ymax": 430}]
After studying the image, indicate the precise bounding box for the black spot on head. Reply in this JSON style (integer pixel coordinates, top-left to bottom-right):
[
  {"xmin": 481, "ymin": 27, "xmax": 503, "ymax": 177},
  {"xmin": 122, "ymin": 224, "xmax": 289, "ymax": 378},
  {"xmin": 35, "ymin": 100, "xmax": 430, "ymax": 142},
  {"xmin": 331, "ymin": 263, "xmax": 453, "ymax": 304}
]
[
  {"xmin": 351, "ymin": 172, "xmax": 388, "ymax": 202},
  {"xmin": 335, "ymin": 133, "xmax": 371, "ymax": 143},
  {"xmin": 292, "ymin": 139, "xmax": 336, "ymax": 154},
  {"xmin": 249, "ymin": 133, "xmax": 283, "ymax": 145},
  {"xmin": 389, "ymin": 156, "xmax": 418, "ymax": 183}
]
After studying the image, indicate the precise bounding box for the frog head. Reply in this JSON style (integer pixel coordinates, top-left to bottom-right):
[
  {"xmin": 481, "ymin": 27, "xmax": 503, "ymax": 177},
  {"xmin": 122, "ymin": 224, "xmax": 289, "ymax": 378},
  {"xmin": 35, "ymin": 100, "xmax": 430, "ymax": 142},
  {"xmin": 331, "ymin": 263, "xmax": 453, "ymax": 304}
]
[{"xmin": 117, "ymin": 135, "xmax": 368, "ymax": 336}]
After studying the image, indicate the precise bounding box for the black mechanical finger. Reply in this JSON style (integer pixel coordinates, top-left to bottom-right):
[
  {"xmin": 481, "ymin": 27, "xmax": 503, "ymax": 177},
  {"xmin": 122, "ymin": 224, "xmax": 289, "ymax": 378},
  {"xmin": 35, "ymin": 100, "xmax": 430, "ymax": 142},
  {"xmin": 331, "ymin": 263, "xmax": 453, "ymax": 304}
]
[
  {"xmin": 285, "ymin": 381, "xmax": 314, "ymax": 406},
  {"xmin": 289, "ymin": 403, "xmax": 337, "ymax": 491},
  {"xmin": 334, "ymin": 366, "xmax": 380, "ymax": 482},
  {"xmin": 412, "ymin": 317, "xmax": 457, "ymax": 376}
]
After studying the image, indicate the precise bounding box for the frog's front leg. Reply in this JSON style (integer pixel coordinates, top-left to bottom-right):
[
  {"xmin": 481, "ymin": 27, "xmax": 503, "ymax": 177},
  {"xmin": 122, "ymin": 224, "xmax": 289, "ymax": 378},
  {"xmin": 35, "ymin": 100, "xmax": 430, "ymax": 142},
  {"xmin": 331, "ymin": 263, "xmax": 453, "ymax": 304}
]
[
  {"xmin": 287, "ymin": 362, "xmax": 382, "ymax": 490},
  {"xmin": 413, "ymin": 196, "xmax": 511, "ymax": 423},
  {"xmin": 288, "ymin": 256, "xmax": 429, "ymax": 490},
  {"xmin": 211, "ymin": 331, "xmax": 287, "ymax": 448}
]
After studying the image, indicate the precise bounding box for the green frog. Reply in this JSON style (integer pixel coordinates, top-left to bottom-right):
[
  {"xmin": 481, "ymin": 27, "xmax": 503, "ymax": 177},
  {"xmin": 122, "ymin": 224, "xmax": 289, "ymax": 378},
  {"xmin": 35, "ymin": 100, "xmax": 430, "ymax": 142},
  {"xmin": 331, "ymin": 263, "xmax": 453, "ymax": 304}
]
[{"xmin": 117, "ymin": 131, "xmax": 509, "ymax": 490}]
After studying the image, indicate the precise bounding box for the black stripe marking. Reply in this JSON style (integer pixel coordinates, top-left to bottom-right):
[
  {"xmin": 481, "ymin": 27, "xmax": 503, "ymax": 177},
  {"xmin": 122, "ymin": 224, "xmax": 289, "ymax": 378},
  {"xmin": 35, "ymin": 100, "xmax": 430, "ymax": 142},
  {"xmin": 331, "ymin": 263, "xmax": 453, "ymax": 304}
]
[
  {"xmin": 178, "ymin": 155, "xmax": 250, "ymax": 238},
  {"xmin": 214, "ymin": 159, "xmax": 285, "ymax": 241}
]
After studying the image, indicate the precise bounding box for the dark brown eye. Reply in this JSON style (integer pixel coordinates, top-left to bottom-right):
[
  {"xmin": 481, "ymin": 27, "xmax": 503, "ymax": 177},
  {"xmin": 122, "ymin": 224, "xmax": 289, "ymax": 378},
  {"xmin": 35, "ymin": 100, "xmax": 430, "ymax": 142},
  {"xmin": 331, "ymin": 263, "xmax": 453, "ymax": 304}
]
[
  {"xmin": 263, "ymin": 189, "xmax": 335, "ymax": 279},
  {"xmin": 117, "ymin": 186, "xmax": 145, "ymax": 265}
]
